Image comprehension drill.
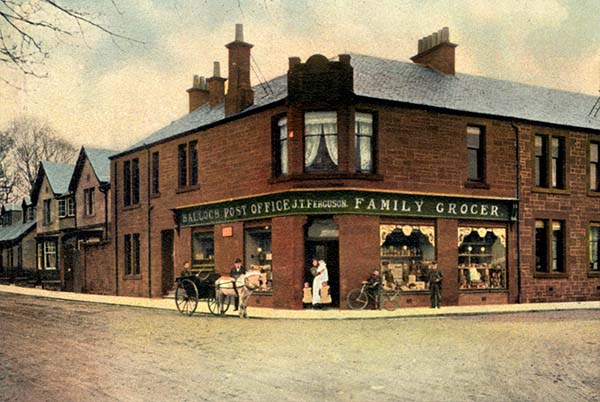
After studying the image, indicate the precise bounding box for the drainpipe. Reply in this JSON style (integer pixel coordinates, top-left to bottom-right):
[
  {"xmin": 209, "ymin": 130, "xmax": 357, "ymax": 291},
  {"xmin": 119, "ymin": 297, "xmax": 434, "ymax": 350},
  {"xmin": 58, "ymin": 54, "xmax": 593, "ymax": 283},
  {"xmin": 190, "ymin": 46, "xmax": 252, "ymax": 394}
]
[
  {"xmin": 146, "ymin": 148, "xmax": 152, "ymax": 298},
  {"xmin": 511, "ymin": 122, "xmax": 522, "ymax": 304},
  {"xmin": 113, "ymin": 161, "xmax": 119, "ymax": 296},
  {"xmin": 99, "ymin": 183, "xmax": 110, "ymax": 241}
]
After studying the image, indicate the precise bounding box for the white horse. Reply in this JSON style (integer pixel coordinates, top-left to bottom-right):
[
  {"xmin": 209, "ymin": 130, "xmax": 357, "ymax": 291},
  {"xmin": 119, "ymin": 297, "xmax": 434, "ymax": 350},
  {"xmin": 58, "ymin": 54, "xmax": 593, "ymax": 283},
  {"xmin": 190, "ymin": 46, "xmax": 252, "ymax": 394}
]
[{"xmin": 214, "ymin": 270, "xmax": 261, "ymax": 318}]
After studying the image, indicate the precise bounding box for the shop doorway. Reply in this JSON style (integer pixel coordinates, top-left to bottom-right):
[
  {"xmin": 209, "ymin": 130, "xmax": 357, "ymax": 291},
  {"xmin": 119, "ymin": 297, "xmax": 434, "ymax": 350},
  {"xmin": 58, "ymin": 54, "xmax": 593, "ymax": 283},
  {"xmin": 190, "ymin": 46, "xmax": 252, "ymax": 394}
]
[
  {"xmin": 161, "ymin": 230, "xmax": 174, "ymax": 295},
  {"xmin": 305, "ymin": 218, "xmax": 339, "ymax": 307}
]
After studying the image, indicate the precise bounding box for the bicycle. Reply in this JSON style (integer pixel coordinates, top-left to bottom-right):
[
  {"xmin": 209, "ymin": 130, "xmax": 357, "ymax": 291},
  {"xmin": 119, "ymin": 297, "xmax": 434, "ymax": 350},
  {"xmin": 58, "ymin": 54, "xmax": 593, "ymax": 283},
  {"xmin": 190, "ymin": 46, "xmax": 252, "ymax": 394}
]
[{"xmin": 346, "ymin": 282, "xmax": 401, "ymax": 311}]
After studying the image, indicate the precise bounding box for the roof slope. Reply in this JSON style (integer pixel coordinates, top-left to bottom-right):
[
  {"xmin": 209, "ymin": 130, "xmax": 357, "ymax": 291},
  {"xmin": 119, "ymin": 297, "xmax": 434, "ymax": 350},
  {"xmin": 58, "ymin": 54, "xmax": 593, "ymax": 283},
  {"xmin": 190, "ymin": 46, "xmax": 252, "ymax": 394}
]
[
  {"xmin": 85, "ymin": 147, "xmax": 116, "ymax": 183},
  {"xmin": 41, "ymin": 161, "xmax": 75, "ymax": 195},
  {"xmin": 0, "ymin": 221, "xmax": 35, "ymax": 243},
  {"xmin": 116, "ymin": 54, "xmax": 599, "ymax": 156}
]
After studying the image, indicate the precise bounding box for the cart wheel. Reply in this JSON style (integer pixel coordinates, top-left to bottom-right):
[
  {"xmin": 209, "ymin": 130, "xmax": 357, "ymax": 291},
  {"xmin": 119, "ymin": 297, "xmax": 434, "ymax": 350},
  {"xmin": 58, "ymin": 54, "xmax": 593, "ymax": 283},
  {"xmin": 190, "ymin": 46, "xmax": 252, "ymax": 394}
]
[
  {"xmin": 207, "ymin": 294, "xmax": 231, "ymax": 315},
  {"xmin": 346, "ymin": 288, "xmax": 368, "ymax": 310},
  {"xmin": 382, "ymin": 294, "xmax": 401, "ymax": 311},
  {"xmin": 175, "ymin": 279, "xmax": 198, "ymax": 316}
]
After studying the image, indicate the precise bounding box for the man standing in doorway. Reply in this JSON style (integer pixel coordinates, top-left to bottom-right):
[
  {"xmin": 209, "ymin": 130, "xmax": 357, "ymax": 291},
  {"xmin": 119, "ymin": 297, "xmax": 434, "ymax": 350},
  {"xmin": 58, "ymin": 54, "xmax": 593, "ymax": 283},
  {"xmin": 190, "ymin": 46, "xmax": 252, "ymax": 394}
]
[
  {"xmin": 428, "ymin": 261, "xmax": 442, "ymax": 309},
  {"xmin": 230, "ymin": 258, "xmax": 246, "ymax": 311}
]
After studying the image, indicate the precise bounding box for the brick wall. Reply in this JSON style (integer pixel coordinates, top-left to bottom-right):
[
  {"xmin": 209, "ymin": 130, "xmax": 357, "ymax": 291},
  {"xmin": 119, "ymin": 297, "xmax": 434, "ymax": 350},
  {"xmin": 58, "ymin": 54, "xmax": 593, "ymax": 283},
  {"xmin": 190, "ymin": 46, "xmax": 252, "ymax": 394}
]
[{"xmin": 83, "ymin": 241, "xmax": 114, "ymax": 295}]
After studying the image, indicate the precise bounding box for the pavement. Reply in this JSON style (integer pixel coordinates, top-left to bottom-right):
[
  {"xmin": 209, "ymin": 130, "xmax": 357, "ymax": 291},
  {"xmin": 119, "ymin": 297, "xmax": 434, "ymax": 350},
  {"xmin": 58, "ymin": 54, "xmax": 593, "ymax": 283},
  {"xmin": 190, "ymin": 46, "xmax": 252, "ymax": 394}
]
[{"xmin": 1, "ymin": 283, "xmax": 599, "ymax": 320}]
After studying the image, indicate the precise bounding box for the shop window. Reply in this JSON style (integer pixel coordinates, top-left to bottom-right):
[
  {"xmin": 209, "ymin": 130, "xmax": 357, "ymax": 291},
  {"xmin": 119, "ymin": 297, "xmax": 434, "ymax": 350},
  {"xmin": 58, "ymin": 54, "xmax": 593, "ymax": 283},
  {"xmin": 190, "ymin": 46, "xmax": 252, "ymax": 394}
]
[
  {"xmin": 304, "ymin": 111, "xmax": 338, "ymax": 173},
  {"xmin": 535, "ymin": 219, "xmax": 565, "ymax": 273},
  {"xmin": 535, "ymin": 134, "xmax": 565, "ymax": 189},
  {"xmin": 380, "ymin": 225, "xmax": 436, "ymax": 291},
  {"xmin": 124, "ymin": 233, "xmax": 141, "ymax": 276},
  {"xmin": 467, "ymin": 126, "xmax": 485, "ymax": 181},
  {"xmin": 84, "ymin": 188, "xmax": 95, "ymax": 216},
  {"xmin": 244, "ymin": 226, "xmax": 272, "ymax": 292},
  {"xmin": 192, "ymin": 232, "xmax": 214, "ymax": 274},
  {"xmin": 355, "ymin": 112, "xmax": 374, "ymax": 174},
  {"xmin": 590, "ymin": 142, "xmax": 599, "ymax": 192},
  {"xmin": 458, "ymin": 227, "xmax": 507, "ymax": 290},
  {"xmin": 151, "ymin": 151, "xmax": 160, "ymax": 195},
  {"xmin": 273, "ymin": 116, "xmax": 288, "ymax": 176},
  {"xmin": 590, "ymin": 224, "xmax": 599, "ymax": 273},
  {"xmin": 178, "ymin": 141, "xmax": 198, "ymax": 188}
]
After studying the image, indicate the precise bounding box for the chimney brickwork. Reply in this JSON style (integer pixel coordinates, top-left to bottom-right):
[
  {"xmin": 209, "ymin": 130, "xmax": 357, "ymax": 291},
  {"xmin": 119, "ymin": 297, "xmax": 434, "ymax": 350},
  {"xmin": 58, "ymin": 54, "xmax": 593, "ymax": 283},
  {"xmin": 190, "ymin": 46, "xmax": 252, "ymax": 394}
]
[
  {"xmin": 411, "ymin": 27, "xmax": 457, "ymax": 75},
  {"xmin": 225, "ymin": 24, "xmax": 254, "ymax": 116},
  {"xmin": 207, "ymin": 61, "xmax": 226, "ymax": 107},
  {"xmin": 187, "ymin": 75, "xmax": 209, "ymax": 113}
]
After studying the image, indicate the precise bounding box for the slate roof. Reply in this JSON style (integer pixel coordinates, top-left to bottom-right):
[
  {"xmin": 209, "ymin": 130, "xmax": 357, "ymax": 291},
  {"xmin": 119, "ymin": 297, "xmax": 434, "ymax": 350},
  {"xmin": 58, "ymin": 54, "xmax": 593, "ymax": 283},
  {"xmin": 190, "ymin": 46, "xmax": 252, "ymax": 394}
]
[
  {"xmin": 0, "ymin": 221, "xmax": 35, "ymax": 243},
  {"xmin": 84, "ymin": 147, "xmax": 116, "ymax": 183},
  {"xmin": 41, "ymin": 161, "xmax": 75, "ymax": 195},
  {"xmin": 115, "ymin": 53, "xmax": 599, "ymax": 157}
]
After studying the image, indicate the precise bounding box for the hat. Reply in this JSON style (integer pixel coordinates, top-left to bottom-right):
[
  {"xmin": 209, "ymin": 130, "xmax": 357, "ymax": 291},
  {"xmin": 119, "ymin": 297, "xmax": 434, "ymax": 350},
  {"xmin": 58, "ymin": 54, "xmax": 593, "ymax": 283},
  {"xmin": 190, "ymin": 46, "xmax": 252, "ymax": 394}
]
[
  {"xmin": 431, "ymin": 260, "xmax": 437, "ymax": 265},
  {"xmin": 234, "ymin": 258, "xmax": 242, "ymax": 263}
]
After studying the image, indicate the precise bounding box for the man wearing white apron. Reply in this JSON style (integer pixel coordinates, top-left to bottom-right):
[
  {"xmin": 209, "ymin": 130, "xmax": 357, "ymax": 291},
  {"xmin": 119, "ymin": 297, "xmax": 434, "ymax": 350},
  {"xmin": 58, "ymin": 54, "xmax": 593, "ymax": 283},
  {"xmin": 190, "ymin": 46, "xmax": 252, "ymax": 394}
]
[{"xmin": 312, "ymin": 259, "xmax": 329, "ymax": 308}]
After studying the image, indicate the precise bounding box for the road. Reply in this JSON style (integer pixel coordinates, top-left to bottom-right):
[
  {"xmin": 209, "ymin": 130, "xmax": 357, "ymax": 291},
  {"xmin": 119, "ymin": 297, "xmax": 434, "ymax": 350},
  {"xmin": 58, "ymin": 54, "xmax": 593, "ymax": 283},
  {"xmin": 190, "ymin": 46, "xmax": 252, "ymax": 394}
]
[{"xmin": 0, "ymin": 293, "xmax": 598, "ymax": 402}]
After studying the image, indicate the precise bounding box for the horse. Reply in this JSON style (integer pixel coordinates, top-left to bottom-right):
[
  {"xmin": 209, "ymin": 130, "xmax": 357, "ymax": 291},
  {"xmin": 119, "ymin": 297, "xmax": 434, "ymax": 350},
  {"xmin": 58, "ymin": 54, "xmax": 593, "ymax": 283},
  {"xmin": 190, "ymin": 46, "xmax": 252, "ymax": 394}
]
[{"xmin": 214, "ymin": 270, "xmax": 261, "ymax": 318}]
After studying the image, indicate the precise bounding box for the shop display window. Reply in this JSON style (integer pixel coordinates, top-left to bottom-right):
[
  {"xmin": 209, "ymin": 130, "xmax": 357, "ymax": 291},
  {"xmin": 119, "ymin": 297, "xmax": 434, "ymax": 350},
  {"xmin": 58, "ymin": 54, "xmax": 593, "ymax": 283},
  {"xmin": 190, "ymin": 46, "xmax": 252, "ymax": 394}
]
[
  {"xmin": 244, "ymin": 226, "xmax": 272, "ymax": 292},
  {"xmin": 192, "ymin": 232, "xmax": 214, "ymax": 274},
  {"xmin": 458, "ymin": 227, "xmax": 507, "ymax": 290},
  {"xmin": 380, "ymin": 225, "xmax": 436, "ymax": 291}
]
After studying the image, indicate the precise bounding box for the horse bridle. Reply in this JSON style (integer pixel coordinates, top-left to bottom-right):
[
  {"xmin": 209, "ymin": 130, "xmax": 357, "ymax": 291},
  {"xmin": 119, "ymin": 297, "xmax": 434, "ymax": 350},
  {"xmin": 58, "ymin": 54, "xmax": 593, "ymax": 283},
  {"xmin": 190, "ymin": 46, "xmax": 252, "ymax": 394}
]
[{"xmin": 243, "ymin": 271, "xmax": 261, "ymax": 291}]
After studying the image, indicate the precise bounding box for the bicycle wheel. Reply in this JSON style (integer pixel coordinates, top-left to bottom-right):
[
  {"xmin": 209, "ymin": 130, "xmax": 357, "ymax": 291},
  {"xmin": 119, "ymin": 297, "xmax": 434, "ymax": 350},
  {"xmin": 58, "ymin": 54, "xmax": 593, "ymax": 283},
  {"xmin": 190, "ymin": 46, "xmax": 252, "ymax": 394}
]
[
  {"xmin": 347, "ymin": 288, "xmax": 368, "ymax": 310},
  {"xmin": 382, "ymin": 294, "xmax": 401, "ymax": 311}
]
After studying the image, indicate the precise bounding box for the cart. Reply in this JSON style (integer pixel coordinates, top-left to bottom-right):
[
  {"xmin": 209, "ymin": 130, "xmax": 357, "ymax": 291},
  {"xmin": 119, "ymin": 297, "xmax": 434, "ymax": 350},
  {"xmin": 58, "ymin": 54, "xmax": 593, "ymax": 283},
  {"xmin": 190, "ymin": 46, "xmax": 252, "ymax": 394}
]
[{"xmin": 174, "ymin": 272, "xmax": 231, "ymax": 316}]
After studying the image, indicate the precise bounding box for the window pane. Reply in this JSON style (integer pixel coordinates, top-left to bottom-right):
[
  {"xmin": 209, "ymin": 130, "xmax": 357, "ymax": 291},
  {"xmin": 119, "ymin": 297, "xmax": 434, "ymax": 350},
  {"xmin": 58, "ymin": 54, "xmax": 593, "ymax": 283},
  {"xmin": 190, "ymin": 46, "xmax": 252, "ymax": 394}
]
[
  {"xmin": 124, "ymin": 234, "xmax": 131, "ymax": 275},
  {"xmin": 178, "ymin": 144, "xmax": 187, "ymax": 187},
  {"xmin": 591, "ymin": 143, "xmax": 598, "ymax": 163},
  {"xmin": 132, "ymin": 159, "xmax": 140, "ymax": 205},
  {"xmin": 152, "ymin": 152, "xmax": 159, "ymax": 194},
  {"xmin": 551, "ymin": 137, "xmax": 564, "ymax": 189},
  {"xmin": 467, "ymin": 126, "xmax": 480, "ymax": 148},
  {"xmin": 458, "ymin": 227, "xmax": 507, "ymax": 290},
  {"xmin": 133, "ymin": 234, "xmax": 141, "ymax": 275},
  {"xmin": 552, "ymin": 221, "xmax": 564, "ymax": 272},
  {"xmin": 123, "ymin": 161, "xmax": 131, "ymax": 206},
  {"xmin": 278, "ymin": 117, "xmax": 288, "ymax": 175},
  {"xmin": 380, "ymin": 225, "xmax": 436, "ymax": 291},
  {"xmin": 305, "ymin": 112, "xmax": 338, "ymax": 172},
  {"xmin": 58, "ymin": 199, "xmax": 66, "ymax": 218},
  {"xmin": 355, "ymin": 113, "xmax": 374, "ymax": 173},
  {"xmin": 535, "ymin": 135, "xmax": 548, "ymax": 187},
  {"xmin": 590, "ymin": 226, "xmax": 599, "ymax": 272},
  {"xmin": 467, "ymin": 149, "xmax": 480, "ymax": 181},
  {"xmin": 245, "ymin": 227, "xmax": 272, "ymax": 291},
  {"xmin": 189, "ymin": 141, "xmax": 198, "ymax": 186},
  {"xmin": 192, "ymin": 232, "xmax": 214, "ymax": 274},
  {"xmin": 535, "ymin": 220, "xmax": 547, "ymax": 272}
]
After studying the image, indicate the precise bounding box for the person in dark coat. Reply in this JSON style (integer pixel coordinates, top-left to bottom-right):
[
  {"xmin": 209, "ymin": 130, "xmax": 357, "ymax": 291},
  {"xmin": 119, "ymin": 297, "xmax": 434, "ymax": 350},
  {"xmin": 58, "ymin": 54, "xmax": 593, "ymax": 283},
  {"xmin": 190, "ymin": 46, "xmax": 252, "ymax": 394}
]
[
  {"xmin": 230, "ymin": 258, "xmax": 246, "ymax": 311},
  {"xmin": 428, "ymin": 261, "xmax": 443, "ymax": 308},
  {"xmin": 366, "ymin": 269, "xmax": 381, "ymax": 308}
]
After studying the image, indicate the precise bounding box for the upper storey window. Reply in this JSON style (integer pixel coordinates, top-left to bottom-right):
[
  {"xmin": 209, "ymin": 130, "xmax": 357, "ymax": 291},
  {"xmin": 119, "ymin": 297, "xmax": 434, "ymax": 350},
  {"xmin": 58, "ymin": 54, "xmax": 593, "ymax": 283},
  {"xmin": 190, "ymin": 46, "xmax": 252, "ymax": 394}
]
[
  {"xmin": 178, "ymin": 141, "xmax": 198, "ymax": 188},
  {"xmin": 304, "ymin": 112, "xmax": 338, "ymax": 173},
  {"xmin": 273, "ymin": 116, "xmax": 288, "ymax": 176},
  {"xmin": 590, "ymin": 141, "xmax": 599, "ymax": 192},
  {"xmin": 355, "ymin": 113, "xmax": 374, "ymax": 174},
  {"xmin": 535, "ymin": 134, "xmax": 565, "ymax": 189},
  {"xmin": 467, "ymin": 126, "xmax": 485, "ymax": 182}
]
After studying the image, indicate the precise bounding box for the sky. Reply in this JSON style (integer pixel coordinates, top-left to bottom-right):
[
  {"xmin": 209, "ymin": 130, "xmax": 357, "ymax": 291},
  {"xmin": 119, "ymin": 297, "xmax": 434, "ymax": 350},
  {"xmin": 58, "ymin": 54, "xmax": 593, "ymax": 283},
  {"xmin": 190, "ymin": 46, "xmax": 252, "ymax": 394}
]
[{"xmin": 1, "ymin": 0, "xmax": 599, "ymax": 151}]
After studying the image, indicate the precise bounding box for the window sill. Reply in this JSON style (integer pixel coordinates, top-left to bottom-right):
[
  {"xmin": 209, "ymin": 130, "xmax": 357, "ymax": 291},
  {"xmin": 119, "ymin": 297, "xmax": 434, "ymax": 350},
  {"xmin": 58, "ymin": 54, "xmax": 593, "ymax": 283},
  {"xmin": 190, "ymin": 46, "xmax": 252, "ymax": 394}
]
[
  {"xmin": 531, "ymin": 187, "xmax": 571, "ymax": 196},
  {"xmin": 588, "ymin": 271, "xmax": 600, "ymax": 278},
  {"xmin": 587, "ymin": 191, "xmax": 600, "ymax": 198},
  {"xmin": 459, "ymin": 288, "xmax": 508, "ymax": 293},
  {"xmin": 269, "ymin": 172, "xmax": 383, "ymax": 184},
  {"xmin": 463, "ymin": 181, "xmax": 490, "ymax": 190},
  {"xmin": 124, "ymin": 274, "xmax": 142, "ymax": 280},
  {"xmin": 151, "ymin": 192, "xmax": 161, "ymax": 199},
  {"xmin": 123, "ymin": 204, "xmax": 142, "ymax": 211},
  {"xmin": 533, "ymin": 272, "xmax": 569, "ymax": 279},
  {"xmin": 84, "ymin": 213, "xmax": 96, "ymax": 218},
  {"xmin": 176, "ymin": 185, "xmax": 200, "ymax": 194}
]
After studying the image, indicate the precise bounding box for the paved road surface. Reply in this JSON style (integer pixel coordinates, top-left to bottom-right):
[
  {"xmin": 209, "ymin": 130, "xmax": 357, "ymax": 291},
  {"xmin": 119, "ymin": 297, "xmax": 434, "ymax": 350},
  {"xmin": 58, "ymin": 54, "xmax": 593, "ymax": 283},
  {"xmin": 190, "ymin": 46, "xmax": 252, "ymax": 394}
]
[{"xmin": 0, "ymin": 293, "xmax": 598, "ymax": 402}]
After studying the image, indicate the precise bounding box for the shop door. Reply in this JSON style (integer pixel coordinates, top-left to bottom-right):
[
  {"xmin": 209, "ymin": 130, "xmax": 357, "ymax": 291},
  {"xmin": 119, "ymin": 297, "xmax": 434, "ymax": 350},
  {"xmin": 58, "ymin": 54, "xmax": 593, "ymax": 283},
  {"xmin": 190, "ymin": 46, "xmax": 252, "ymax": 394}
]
[
  {"xmin": 63, "ymin": 245, "xmax": 77, "ymax": 292},
  {"xmin": 305, "ymin": 240, "xmax": 340, "ymax": 307},
  {"xmin": 161, "ymin": 230, "xmax": 175, "ymax": 295}
]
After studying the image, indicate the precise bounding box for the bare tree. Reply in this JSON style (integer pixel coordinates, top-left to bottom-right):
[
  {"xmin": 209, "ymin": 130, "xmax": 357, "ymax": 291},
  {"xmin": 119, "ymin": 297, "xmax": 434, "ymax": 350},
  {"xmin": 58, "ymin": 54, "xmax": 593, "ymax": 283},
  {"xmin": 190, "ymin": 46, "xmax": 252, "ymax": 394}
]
[
  {"xmin": 0, "ymin": 0, "xmax": 141, "ymax": 86},
  {"xmin": 0, "ymin": 131, "xmax": 18, "ymax": 203},
  {"xmin": 0, "ymin": 115, "xmax": 76, "ymax": 201}
]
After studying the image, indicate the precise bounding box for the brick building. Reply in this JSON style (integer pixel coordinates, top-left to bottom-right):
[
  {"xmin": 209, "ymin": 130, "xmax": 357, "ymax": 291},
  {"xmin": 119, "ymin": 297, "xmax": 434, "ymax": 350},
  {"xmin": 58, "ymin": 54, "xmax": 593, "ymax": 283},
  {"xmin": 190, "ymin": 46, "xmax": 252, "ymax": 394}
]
[{"xmin": 109, "ymin": 25, "xmax": 600, "ymax": 308}]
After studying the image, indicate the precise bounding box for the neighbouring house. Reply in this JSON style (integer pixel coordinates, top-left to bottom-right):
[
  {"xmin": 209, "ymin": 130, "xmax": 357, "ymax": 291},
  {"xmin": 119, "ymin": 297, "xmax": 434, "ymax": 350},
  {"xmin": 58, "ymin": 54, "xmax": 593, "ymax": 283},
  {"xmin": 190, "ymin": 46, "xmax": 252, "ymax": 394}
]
[
  {"xmin": 31, "ymin": 161, "xmax": 76, "ymax": 290},
  {"xmin": 105, "ymin": 25, "xmax": 599, "ymax": 308},
  {"xmin": 0, "ymin": 199, "xmax": 36, "ymax": 284}
]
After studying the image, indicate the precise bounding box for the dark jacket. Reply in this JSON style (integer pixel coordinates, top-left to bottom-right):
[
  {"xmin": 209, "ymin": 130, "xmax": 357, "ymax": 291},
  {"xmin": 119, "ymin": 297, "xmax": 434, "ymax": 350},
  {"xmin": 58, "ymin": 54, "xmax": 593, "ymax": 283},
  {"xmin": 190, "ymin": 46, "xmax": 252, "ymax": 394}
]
[
  {"xmin": 230, "ymin": 266, "xmax": 247, "ymax": 279},
  {"xmin": 428, "ymin": 269, "xmax": 443, "ymax": 289}
]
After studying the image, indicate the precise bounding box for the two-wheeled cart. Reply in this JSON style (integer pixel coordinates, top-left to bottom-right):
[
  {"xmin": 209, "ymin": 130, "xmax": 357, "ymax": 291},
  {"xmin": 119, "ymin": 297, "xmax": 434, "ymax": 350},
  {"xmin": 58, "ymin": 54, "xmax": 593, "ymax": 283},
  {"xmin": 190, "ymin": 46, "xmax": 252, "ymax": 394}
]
[{"xmin": 174, "ymin": 272, "xmax": 231, "ymax": 316}]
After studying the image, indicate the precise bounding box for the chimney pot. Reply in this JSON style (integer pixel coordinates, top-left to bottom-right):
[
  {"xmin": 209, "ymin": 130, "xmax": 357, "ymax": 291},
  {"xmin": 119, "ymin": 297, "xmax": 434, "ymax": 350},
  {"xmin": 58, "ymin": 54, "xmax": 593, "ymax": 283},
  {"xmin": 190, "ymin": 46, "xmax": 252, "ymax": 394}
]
[
  {"xmin": 339, "ymin": 54, "xmax": 351, "ymax": 65},
  {"xmin": 235, "ymin": 23, "xmax": 244, "ymax": 42},
  {"xmin": 441, "ymin": 27, "xmax": 450, "ymax": 42},
  {"xmin": 289, "ymin": 57, "xmax": 301, "ymax": 69},
  {"xmin": 411, "ymin": 27, "xmax": 457, "ymax": 75},
  {"xmin": 213, "ymin": 61, "xmax": 221, "ymax": 78}
]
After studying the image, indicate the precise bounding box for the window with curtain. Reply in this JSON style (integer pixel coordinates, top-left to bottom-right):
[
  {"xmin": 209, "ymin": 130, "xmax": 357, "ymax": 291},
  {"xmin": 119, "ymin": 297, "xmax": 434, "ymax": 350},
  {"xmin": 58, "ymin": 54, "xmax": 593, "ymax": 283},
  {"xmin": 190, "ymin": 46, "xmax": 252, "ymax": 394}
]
[
  {"xmin": 304, "ymin": 111, "xmax": 338, "ymax": 172},
  {"xmin": 355, "ymin": 112, "xmax": 374, "ymax": 173},
  {"xmin": 274, "ymin": 116, "xmax": 288, "ymax": 176}
]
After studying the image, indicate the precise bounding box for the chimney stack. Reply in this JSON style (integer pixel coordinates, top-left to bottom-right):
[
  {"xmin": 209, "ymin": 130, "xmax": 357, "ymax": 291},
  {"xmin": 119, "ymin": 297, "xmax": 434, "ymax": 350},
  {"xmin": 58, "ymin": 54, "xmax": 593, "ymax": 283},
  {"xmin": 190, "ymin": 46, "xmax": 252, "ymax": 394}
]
[
  {"xmin": 187, "ymin": 74, "xmax": 209, "ymax": 113},
  {"xmin": 225, "ymin": 24, "xmax": 254, "ymax": 116},
  {"xmin": 410, "ymin": 27, "xmax": 457, "ymax": 75},
  {"xmin": 207, "ymin": 61, "xmax": 226, "ymax": 107}
]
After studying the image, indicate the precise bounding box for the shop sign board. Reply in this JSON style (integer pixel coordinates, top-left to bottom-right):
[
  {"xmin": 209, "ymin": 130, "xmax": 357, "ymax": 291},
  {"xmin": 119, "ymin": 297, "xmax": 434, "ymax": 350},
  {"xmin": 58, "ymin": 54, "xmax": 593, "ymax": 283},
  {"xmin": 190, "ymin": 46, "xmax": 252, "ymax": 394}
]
[{"xmin": 176, "ymin": 190, "xmax": 516, "ymax": 227}]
